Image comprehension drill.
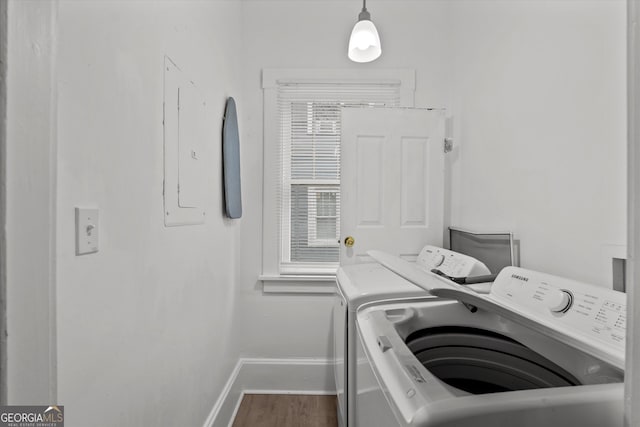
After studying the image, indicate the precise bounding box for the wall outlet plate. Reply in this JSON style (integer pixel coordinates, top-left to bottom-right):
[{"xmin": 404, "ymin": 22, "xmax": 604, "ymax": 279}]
[{"xmin": 75, "ymin": 207, "xmax": 99, "ymax": 255}]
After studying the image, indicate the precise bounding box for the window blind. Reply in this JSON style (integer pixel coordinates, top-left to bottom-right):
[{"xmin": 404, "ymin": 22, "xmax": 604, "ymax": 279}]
[{"xmin": 277, "ymin": 82, "xmax": 401, "ymax": 274}]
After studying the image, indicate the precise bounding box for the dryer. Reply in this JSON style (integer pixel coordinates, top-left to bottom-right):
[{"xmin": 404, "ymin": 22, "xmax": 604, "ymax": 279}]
[
  {"xmin": 356, "ymin": 266, "xmax": 625, "ymax": 427},
  {"xmin": 334, "ymin": 246, "xmax": 492, "ymax": 427}
]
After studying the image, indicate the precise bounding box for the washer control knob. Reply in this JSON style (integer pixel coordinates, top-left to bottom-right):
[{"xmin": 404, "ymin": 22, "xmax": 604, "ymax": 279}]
[
  {"xmin": 547, "ymin": 289, "xmax": 573, "ymax": 313},
  {"xmin": 434, "ymin": 254, "xmax": 446, "ymax": 267}
]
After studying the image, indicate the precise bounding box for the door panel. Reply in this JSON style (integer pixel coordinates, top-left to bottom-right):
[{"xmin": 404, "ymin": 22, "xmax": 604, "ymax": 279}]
[
  {"xmin": 356, "ymin": 136, "xmax": 384, "ymax": 227},
  {"xmin": 340, "ymin": 108, "xmax": 445, "ymax": 265},
  {"xmin": 401, "ymin": 137, "xmax": 429, "ymax": 227}
]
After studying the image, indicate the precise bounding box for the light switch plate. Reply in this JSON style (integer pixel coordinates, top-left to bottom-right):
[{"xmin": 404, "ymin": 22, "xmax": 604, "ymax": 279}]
[{"xmin": 75, "ymin": 207, "xmax": 99, "ymax": 255}]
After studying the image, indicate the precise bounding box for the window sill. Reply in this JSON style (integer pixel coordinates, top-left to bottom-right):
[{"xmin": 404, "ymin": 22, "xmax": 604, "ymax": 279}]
[{"xmin": 259, "ymin": 274, "xmax": 336, "ymax": 294}]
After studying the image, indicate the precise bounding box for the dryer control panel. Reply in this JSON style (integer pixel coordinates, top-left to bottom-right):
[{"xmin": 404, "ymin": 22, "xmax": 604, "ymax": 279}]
[
  {"xmin": 417, "ymin": 245, "xmax": 491, "ymax": 278},
  {"xmin": 490, "ymin": 267, "xmax": 626, "ymax": 363}
]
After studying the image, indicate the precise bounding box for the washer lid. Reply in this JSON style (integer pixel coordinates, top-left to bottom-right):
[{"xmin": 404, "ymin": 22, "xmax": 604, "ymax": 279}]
[
  {"xmin": 430, "ymin": 268, "xmax": 626, "ymax": 370},
  {"xmin": 369, "ymin": 250, "xmax": 626, "ymax": 370}
]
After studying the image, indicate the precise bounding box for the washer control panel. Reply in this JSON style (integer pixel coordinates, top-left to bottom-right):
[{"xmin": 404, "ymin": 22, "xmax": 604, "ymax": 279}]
[
  {"xmin": 417, "ymin": 245, "xmax": 491, "ymax": 278},
  {"xmin": 490, "ymin": 267, "xmax": 626, "ymax": 354}
]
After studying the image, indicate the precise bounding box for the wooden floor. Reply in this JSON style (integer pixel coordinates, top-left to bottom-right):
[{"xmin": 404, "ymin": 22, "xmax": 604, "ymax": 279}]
[{"xmin": 231, "ymin": 394, "xmax": 338, "ymax": 427}]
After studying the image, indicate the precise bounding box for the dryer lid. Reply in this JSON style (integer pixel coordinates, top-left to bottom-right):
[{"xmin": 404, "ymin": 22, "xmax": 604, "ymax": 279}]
[{"xmin": 367, "ymin": 250, "xmax": 459, "ymax": 292}]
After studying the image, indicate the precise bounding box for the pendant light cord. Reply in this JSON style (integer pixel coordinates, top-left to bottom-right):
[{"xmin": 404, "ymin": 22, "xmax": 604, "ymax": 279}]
[{"xmin": 358, "ymin": 0, "xmax": 370, "ymax": 21}]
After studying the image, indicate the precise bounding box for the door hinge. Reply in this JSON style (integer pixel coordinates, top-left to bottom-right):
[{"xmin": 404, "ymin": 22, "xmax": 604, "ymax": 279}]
[{"xmin": 444, "ymin": 138, "xmax": 453, "ymax": 153}]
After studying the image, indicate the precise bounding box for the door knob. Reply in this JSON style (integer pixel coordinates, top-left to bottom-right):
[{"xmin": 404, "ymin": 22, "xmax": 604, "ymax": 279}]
[{"xmin": 344, "ymin": 236, "xmax": 355, "ymax": 248}]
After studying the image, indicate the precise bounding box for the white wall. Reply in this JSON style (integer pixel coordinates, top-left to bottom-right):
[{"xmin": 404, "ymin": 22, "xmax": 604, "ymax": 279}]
[
  {"xmin": 5, "ymin": 0, "xmax": 628, "ymax": 421},
  {"xmin": 237, "ymin": 0, "xmax": 625, "ymax": 364},
  {"xmin": 449, "ymin": 0, "xmax": 627, "ymax": 286},
  {"xmin": 6, "ymin": 0, "xmax": 58, "ymax": 404},
  {"xmin": 54, "ymin": 1, "xmax": 243, "ymax": 426},
  {"xmin": 237, "ymin": 0, "xmax": 452, "ymax": 359}
]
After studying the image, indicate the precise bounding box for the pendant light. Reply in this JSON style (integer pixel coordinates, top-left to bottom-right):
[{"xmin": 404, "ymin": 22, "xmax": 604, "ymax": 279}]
[{"xmin": 348, "ymin": 0, "xmax": 382, "ymax": 63}]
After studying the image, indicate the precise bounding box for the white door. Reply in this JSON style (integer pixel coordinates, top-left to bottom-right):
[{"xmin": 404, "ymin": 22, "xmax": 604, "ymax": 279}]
[{"xmin": 340, "ymin": 107, "xmax": 445, "ymax": 265}]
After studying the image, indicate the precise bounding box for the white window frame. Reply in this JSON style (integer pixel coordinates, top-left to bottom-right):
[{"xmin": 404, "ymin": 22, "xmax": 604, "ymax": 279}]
[
  {"xmin": 307, "ymin": 186, "xmax": 340, "ymax": 248},
  {"xmin": 260, "ymin": 69, "xmax": 416, "ymax": 289}
]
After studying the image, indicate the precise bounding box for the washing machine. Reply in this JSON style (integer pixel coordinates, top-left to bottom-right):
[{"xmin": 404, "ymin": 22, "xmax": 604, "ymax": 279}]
[
  {"xmin": 334, "ymin": 246, "xmax": 493, "ymax": 427},
  {"xmin": 356, "ymin": 265, "xmax": 625, "ymax": 427}
]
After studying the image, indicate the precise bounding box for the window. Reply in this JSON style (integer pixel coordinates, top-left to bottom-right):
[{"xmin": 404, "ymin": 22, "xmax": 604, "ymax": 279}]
[
  {"xmin": 262, "ymin": 69, "xmax": 415, "ymax": 280},
  {"xmin": 308, "ymin": 187, "xmax": 339, "ymax": 247}
]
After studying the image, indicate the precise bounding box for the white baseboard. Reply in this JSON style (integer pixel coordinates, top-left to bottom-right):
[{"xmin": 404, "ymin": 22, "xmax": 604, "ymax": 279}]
[{"xmin": 202, "ymin": 357, "xmax": 335, "ymax": 427}]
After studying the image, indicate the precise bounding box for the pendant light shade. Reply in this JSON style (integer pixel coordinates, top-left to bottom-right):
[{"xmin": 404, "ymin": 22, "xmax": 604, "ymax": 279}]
[{"xmin": 348, "ymin": 1, "xmax": 381, "ymax": 63}]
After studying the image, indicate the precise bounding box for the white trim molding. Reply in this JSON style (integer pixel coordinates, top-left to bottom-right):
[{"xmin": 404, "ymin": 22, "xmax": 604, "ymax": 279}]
[
  {"xmin": 262, "ymin": 68, "xmax": 416, "ymax": 102},
  {"xmin": 626, "ymin": 0, "xmax": 640, "ymax": 425},
  {"xmin": 0, "ymin": 0, "xmax": 7, "ymax": 404},
  {"xmin": 260, "ymin": 275, "xmax": 336, "ymax": 294},
  {"xmin": 202, "ymin": 358, "xmax": 335, "ymax": 427},
  {"xmin": 6, "ymin": 0, "xmax": 58, "ymax": 404}
]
